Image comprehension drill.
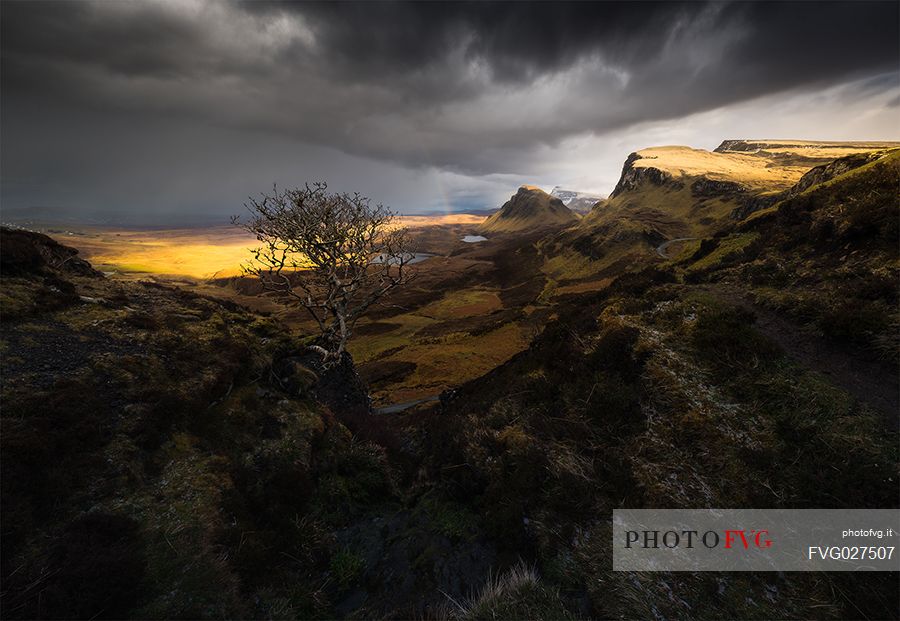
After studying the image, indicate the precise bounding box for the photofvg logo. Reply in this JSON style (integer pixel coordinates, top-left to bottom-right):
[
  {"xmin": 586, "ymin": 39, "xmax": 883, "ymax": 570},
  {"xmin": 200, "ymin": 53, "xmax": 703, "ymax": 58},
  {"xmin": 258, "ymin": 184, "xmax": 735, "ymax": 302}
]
[
  {"xmin": 625, "ymin": 528, "xmax": 772, "ymax": 550},
  {"xmin": 613, "ymin": 509, "xmax": 900, "ymax": 571}
]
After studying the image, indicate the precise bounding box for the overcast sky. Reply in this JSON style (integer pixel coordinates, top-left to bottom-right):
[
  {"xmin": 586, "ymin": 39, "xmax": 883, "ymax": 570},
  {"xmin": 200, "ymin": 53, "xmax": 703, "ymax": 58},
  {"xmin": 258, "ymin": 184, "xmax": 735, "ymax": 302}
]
[{"xmin": 2, "ymin": 0, "xmax": 898, "ymax": 223}]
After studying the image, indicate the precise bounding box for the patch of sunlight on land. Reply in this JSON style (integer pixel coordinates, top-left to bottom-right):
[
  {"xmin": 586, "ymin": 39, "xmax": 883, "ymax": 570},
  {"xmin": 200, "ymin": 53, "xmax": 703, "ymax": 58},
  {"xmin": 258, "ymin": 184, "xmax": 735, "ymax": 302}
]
[
  {"xmin": 347, "ymin": 285, "xmax": 528, "ymax": 403},
  {"xmin": 61, "ymin": 215, "xmax": 486, "ymax": 279},
  {"xmin": 739, "ymin": 206, "xmax": 779, "ymax": 226},
  {"xmin": 633, "ymin": 146, "xmax": 806, "ymax": 191},
  {"xmin": 66, "ymin": 226, "xmax": 258, "ymax": 278},
  {"xmin": 397, "ymin": 214, "xmax": 487, "ymax": 227}
]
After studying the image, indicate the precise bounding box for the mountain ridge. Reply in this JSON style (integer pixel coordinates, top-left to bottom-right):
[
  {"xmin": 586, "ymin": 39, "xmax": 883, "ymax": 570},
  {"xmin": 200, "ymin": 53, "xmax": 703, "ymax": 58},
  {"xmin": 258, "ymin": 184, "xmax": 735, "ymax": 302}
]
[{"xmin": 539, "ymin": 139, "xmax": 899, "ymax": 284}]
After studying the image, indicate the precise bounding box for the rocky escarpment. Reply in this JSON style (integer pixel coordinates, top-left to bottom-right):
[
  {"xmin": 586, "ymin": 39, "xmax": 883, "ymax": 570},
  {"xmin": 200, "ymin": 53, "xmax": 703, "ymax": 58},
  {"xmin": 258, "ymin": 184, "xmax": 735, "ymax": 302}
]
[
  {"xmin": 549, "ymin": 141, "xmax": 899, "ymax": 289},
  {"xmin": 788, "ymin": 150, "xmax": 890, "ymax": 196},
  {"xmin": 1, "ymin": 227, "xmax": 100, "ymax": 277},
  {"xmin": 712, "ymin": 179, "xmax": 777, "ymax": 222},
  {"xmin": 609, "ymin": 152, "xmax": 680, "ymax": 198},
  {"xmin": 729, "ymin": 194, "xmax": 780, "ymax": 221},
  {"xmin": 690, "ymin": 178, "xmax": 748, "ymax": 198},
  {"xmin": 731, "ymin": 148, "xmax": 899, "ymax": 220},
  {"xmin": 715, "ymin": 139, "xmax": 773, "ymax": 153},
  {"xmin": 611, "ymin": 151, "xmax": 754, "ymax": 200}
]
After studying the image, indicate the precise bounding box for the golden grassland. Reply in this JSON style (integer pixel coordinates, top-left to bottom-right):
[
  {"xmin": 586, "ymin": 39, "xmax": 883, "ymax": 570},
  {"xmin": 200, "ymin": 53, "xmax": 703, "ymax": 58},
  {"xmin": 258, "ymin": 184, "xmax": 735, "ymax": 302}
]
[
  {"xmin": 64, "ymin": 226, "xmax": 256, "ymax": 278},
  {"xmin": 219, "ymin": 282, "xmax": 531, "ymax": 405},
  {"xmin": 380, "ymin": 322, "xmax": 528, "ymax": 402},
  {"xmin": 43, "ymin": 213, "xmax": 487, "ymax": 279},
  {"xmin": 631, "ymin": 146, "xmax": 802, "ymax": 190},
  {"xmin": 400, "ymin": 213, "xmax": 488, "ymax": 227}
]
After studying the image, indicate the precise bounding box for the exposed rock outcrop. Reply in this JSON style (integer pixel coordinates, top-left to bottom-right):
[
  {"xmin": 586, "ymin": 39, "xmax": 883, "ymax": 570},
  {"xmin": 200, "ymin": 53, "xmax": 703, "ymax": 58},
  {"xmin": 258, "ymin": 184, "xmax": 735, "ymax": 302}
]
[
  {"xmin": 730, "ymin": 194, "xmax": 780, "ymax": 221},
  {"xmin": 690, "ymin": 178, "xmax": 748, "ymax": 198},
  {"xmin": 609, "ymin": 152, "xmax": 678, "ymax": 198},
  {"xmin": 788, "ymin": 151, "xmax": 887, "ymax": 196}
]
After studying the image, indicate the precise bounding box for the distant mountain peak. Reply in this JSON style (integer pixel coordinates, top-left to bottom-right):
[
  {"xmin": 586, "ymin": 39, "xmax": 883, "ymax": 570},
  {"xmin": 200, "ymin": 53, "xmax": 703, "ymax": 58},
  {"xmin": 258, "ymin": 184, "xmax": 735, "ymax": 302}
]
[
  {"xmin": 550, "ymin": 186, "xmax": 605, "ymax": 213},
  {"xmin": 479, "ymin": 185, "xmax": 578, "ymax": 233}
]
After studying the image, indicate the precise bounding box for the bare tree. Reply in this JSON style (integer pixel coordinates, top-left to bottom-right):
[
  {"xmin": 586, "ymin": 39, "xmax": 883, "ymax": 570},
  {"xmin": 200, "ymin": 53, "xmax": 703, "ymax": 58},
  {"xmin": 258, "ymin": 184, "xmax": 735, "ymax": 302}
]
[{"xmin": 234, "ymin": 182, "xmax": 414, "ymax": 366}]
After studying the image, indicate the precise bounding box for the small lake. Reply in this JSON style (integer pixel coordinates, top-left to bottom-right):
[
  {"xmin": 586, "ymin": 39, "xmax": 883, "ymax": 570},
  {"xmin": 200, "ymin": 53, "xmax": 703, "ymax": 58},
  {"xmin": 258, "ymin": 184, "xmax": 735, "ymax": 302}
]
[
  {"xmin": 374, "ymin": 252, "xmax": 434, "ymax": 265},
  {"xmin": 461, "ymin": 235, "xmax": 487, "ymax": 243},
  {"xmin": 407, "ymin": 253, "xmax": 435, "ymax": 264}
]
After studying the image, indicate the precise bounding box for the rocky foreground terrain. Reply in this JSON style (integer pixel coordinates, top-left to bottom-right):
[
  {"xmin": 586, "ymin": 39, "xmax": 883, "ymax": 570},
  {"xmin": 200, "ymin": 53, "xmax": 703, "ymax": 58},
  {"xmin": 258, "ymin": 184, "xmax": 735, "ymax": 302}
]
[{"xmin": 1, "ymin": 142, "xmax": 898, "ymax": 620}]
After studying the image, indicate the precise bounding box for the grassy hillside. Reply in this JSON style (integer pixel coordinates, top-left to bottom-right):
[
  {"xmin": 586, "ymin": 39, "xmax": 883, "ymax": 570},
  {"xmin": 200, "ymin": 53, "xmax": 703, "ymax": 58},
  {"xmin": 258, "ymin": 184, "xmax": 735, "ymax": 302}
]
[
  {"xmin": 425, "ymin": 274, "xmax": 897, "ymax": 618},
  {"xmin": 540, "ymin": 141, "xmax": 899, "ymax": 287},
  {"xmin": 0, "ymin": 229, "xmax": 508, "ymax": 619},
  {"xmin": 674, "ymin": 148, "xmax": 900, "ymax": 367},
  {"xmin": 401, "ymin": 144, "xmax": 899, "ymax": 619}
]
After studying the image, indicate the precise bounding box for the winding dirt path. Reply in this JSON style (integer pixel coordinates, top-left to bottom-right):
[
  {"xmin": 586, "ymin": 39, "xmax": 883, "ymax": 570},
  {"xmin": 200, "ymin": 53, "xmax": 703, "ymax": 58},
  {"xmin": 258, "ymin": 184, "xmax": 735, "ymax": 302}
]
[
  {"xmin": 656, "ymin": 237, "xmax": 697, "ymax": 259},
  {"xmin": 706, "ymin": 285, "xmax": 899, "ymax": 428},
  {"xmin": 374, "ymin": 395, "xmax": 440, "ymax": 415}
]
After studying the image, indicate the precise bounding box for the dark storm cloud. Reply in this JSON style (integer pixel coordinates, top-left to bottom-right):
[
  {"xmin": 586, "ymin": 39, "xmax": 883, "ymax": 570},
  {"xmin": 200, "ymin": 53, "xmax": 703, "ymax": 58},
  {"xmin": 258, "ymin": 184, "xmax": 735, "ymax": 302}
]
[
  {"xmin": 265, "ymin": 1, "xmax": 697, "ymax": 82},
  {"xmin": 1, "ymin": 0, "xmax": 897, "ymax": 217},
  {"xmin": 2, "ymin": 2, "xmax": 200, "ymax": 79}
]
